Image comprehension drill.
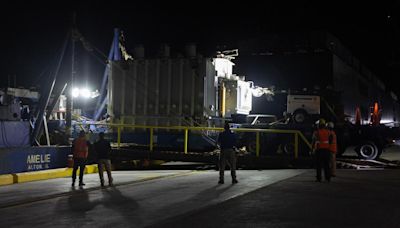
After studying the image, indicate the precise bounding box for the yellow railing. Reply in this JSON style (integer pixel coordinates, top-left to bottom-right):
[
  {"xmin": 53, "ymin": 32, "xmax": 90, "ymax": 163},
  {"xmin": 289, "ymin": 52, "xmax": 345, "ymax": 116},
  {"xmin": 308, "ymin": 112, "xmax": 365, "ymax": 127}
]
[
  {"xmin": 78, "ymin": 123, "xmax": 312, "ymax": 159},
  {"xmin": 229, "ymin": 128, "xmax": 312, "ymax": 159}
]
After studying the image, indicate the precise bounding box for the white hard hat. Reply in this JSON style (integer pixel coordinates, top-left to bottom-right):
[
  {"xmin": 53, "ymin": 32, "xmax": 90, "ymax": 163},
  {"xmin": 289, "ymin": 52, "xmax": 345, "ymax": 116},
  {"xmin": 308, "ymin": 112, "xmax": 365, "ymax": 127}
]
[
  {"xmin": 327, "ymin": 122, "xmax": 334, "ymax": 128},
  {"xmin": 315, "ymin": 118, "xmax": 326, "ymax": 126}
]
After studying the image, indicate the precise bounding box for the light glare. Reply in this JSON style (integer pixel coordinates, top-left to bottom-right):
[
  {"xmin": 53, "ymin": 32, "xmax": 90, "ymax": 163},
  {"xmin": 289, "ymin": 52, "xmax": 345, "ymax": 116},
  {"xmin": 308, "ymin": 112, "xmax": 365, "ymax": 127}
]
[
  {"xmin": 80, "ymin": 88, "xmax": 91, "ymax": 98},
  {"xmin": 72, "ymin": 88, "xmax": 80, "ymax": 98}
]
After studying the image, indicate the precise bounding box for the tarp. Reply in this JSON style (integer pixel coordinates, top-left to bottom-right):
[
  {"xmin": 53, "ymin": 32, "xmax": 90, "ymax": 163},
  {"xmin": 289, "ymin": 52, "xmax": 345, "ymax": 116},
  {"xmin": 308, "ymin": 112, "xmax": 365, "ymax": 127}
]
[{"xmin": 0, "ymin": 121, "xmax": 30, "ymax": 147}]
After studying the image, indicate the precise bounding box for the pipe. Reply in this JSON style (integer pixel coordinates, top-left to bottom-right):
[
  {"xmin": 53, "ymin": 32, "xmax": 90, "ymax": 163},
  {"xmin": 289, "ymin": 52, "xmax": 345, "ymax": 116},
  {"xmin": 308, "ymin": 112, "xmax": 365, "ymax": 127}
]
[
  {"xmin": 46, "ymin": 83, "xmax": 68, "ymax": 120},
  {"xmin": 93, "ymin": 28, "xmax": 122, "ymax": 120},
  {"xmin": 113, "ymin": 28, "xmax": 122, "ymax": 61},
  {"xmin": 31, "ymin": 31, "xmax": 69, "ymax": 144}
]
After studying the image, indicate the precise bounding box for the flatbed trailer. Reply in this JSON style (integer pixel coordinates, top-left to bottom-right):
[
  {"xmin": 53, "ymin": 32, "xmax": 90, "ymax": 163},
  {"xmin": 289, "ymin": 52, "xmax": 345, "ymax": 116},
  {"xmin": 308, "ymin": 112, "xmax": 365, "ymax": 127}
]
[
  {"xmin": 235, "ymin": 119, "xmax": 400, "ymax": 160},
  {"xmin": 109, "ymin": 146, "xmax": 314, "ymax": 169}
]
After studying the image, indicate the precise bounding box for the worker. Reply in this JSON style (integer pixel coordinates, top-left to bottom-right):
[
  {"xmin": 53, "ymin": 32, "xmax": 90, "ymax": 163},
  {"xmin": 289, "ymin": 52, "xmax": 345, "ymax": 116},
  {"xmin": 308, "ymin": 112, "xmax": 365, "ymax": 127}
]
[
  {"xmin": 94, "ymin": 132, "xmax": 113, "ymax": 187},
  {"xmin": 72, "ymin": 130, "xmax": 90, "ymax": 187},
  {"xmin": 311, "ymin": 118, "xmax": 332, "ymax": 182},
  {"xmin": 327, "ymin": 122, "xmax": 337, "ymax": 177},
  {"xmin": 217, "ymin": 122, "xmax": 238, "ymax": 184}
]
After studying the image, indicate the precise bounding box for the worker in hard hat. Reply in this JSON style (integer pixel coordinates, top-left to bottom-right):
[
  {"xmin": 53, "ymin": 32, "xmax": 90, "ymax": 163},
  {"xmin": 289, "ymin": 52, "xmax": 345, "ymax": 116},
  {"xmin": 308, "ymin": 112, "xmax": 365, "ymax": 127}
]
[
  {"xmin": 327, "ymin": 122, "xmax": 337, "ymax": 177},
  {"xmin": 311, "ymin": 118, "xmax": 332, "ymax": 182},
  {"xmin": 217, "ymin": 122, "xmax": 238, "ymax": 184}
]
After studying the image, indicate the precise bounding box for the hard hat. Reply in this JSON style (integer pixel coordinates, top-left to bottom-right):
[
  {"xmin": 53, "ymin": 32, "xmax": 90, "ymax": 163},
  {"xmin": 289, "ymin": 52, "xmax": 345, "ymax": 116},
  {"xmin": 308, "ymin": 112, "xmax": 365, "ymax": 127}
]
[
  {"xmin": 327, "ymin": 122, "xmax": 334, "ymax": 128},
  {"xmin": 317, "ymin": 118, "xmax": 326, "ymax": 126}
]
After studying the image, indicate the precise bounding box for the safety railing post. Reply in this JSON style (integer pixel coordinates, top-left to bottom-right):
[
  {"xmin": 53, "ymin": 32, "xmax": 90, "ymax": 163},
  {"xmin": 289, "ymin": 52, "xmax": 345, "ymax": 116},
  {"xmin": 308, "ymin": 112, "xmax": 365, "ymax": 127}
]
[
  {"xmin": 297, "ymin": 131, "xmax": 312, "ymax": 150},
  {"xmin": 256, "ymin": 132, "xmax": 260, "ymax": 157},
  {"xmin": 184, "ymin": 128, "xmax": 188, "ymax": 154},
  {"xmin": 117, "ymin": 126, "xmax": 121, "ymax": 149},
  {"xmin": 150, "ymin": 128, "xmax": 154, "ymax": 151},
  {"xmin": 294, "ymin": 132, "xmax": 299, "ymax": 159}
]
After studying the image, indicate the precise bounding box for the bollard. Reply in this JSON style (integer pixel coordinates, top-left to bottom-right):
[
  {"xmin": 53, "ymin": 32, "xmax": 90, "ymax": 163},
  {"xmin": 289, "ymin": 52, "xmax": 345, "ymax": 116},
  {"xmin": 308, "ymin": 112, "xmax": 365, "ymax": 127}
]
[{"xmin": 67, "ymin": 154, "xmax": 74, "ymax": 168}]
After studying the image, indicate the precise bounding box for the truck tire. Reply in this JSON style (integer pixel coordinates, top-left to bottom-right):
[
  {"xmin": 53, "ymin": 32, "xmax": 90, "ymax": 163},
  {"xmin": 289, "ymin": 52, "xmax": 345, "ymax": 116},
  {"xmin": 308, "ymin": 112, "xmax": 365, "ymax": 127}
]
[
  {"xmin": 292, "ymin": 109, "xmax": 308, "ymax": 124},
  {"xmin": 355, "ymin": 141, "xmax": 380, "ymax": 160}
]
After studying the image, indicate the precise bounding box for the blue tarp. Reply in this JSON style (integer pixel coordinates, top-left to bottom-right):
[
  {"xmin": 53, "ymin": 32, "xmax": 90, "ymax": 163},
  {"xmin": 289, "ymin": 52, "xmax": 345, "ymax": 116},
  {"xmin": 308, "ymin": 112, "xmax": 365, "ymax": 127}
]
[{"xmin": 0, "ymin": 121, "xmax": 30, "ymax": 147}]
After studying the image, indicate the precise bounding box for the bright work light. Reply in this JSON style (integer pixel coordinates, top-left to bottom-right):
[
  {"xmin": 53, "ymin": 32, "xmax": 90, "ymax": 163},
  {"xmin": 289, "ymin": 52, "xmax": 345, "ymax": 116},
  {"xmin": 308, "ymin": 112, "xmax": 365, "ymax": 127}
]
[
  {"xmin": 80, "ymin": 88, "xmax": 91, "ymax": 98},
  {"xmin": 72, "ymin": 88, "xmax": 80, "ymax": 98},
  {"xmin": 71, "ymin": 87, "xmax": 99, "ymax": 99}
]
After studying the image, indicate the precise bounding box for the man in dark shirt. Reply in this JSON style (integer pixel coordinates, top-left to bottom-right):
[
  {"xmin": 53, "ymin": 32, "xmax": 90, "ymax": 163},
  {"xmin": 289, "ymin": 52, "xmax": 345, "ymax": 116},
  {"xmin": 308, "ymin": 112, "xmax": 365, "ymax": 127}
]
[
  {"xmin": 94, "ymin": 132, "xmax": 113, "ymax": 187},
  {"xmin": 217, "ymin": 122, "xmax": 238, "ymax": 184}
]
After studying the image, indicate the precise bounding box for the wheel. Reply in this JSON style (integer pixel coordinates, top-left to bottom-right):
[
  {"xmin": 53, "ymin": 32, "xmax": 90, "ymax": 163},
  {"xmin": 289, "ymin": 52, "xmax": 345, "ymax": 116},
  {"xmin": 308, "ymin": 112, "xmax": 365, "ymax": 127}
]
[
  {"xmin": 355, "ymin": 141, "xmax": 380, "ymax": 160},
  {"xmin": 292, "ymin": 109, "xmax": 308, "ymax": 123}
]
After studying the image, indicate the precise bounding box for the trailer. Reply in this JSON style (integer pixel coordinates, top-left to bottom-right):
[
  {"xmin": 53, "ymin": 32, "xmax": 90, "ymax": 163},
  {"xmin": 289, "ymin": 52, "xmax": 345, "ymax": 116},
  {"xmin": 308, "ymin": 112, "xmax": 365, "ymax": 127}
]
[{"xmin": 101, "ymin": 28, "xmax": 400, "ymax": 162}]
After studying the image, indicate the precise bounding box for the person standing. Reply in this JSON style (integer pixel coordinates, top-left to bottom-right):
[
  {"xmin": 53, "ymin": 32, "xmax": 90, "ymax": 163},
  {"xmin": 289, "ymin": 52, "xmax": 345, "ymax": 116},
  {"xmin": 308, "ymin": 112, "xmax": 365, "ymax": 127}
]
[
  {"xmin": 72, "ymin": 130, "xmax": 90, "ymax": 186},
  {"xmin": 312, "ymin": 119, "xmax": 332, "ymax": 182},
  {"xmin": 94, "ymin": 132, "xmax": 113, "ymax": 187},
  {"xmin": 327, "ymin": 122, "xmax": 337, "ymax": 177},
  {"xmin": 217, "ymin": 122, "xmax": 238, "ymax": 184}
]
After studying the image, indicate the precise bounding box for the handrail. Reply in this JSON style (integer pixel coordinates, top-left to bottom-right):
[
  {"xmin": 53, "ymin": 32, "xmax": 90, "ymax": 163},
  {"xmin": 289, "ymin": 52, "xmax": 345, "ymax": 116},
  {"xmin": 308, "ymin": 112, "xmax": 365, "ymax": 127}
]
[{"xmin": 77, "ymin": 123, "xmax": 312, "ymax": 159}]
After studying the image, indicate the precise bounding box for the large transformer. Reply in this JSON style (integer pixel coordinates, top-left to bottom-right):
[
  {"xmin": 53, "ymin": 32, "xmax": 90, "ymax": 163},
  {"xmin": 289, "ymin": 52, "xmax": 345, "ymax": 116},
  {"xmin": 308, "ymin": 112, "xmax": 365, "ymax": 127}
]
[{"xmin": 107, "ymin": 49, "xmax": 253, "ymax": 126}]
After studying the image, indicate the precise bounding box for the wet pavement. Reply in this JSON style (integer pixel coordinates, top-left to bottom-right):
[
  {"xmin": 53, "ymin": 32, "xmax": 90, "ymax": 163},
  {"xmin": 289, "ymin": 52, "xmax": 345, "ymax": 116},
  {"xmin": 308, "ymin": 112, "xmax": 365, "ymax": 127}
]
[
  {"xmin": 381, "ymin": 144, "xmax": 400, "ymax": 161},
  {"xmin": 1, "ymin": 145, "xmax": 400, "ymax": 228},
  {"xmin": 0, "ymin": 169, "xmax": 305, "ymax": 227},
  {"xmin": 150, "ymin": 169, "xmax": 400, "ymax": 228}
]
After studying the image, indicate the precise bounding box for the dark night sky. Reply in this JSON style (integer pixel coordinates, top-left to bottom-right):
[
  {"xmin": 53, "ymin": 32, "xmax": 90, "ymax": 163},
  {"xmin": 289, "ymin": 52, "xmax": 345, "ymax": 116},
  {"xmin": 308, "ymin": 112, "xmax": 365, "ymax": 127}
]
[{"xmin": 1, "ymin": 1, "xmax": 400, "ymax": 94}]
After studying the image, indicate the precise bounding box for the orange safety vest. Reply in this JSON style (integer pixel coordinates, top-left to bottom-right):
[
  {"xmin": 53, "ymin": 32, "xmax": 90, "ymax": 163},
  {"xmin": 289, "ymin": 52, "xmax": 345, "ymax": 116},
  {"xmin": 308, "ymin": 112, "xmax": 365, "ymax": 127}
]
[
  {"xmin": 314, "ymin": 128, "xmax": 331, "ymax": 150},
  {"xmin": 73, "ymin": 137, "xmax": 88, "ymax": 159},
  {"xmin": 329, "ymin": 130, "xmax": 337, "ymax": 153}
]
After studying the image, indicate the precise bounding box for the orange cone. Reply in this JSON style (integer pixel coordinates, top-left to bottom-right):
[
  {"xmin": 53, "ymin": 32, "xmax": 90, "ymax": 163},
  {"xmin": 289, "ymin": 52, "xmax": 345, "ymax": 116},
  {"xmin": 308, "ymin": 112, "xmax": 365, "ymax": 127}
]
[
  {"xmin": 355, "ymin": 107, "xmax": 361, "ymax": 125},
  {"xmin": 371, "ymin": 102, "xmax": 380, "ymax": 126}
]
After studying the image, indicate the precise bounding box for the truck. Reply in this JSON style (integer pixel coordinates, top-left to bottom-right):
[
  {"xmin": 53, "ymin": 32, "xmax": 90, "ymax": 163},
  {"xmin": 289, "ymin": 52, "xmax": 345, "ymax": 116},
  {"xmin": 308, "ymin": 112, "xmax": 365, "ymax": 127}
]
[{"xmin": 240, "ymin": 90, "xmax": 400, "ymax": 160}]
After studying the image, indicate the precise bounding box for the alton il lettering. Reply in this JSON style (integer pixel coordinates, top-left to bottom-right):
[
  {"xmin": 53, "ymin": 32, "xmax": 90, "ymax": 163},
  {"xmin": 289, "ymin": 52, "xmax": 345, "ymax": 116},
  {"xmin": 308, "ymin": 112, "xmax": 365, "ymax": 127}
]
[{"xmin": 27, "ymin": 154, "xmax": 51, "ymax": 171}]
